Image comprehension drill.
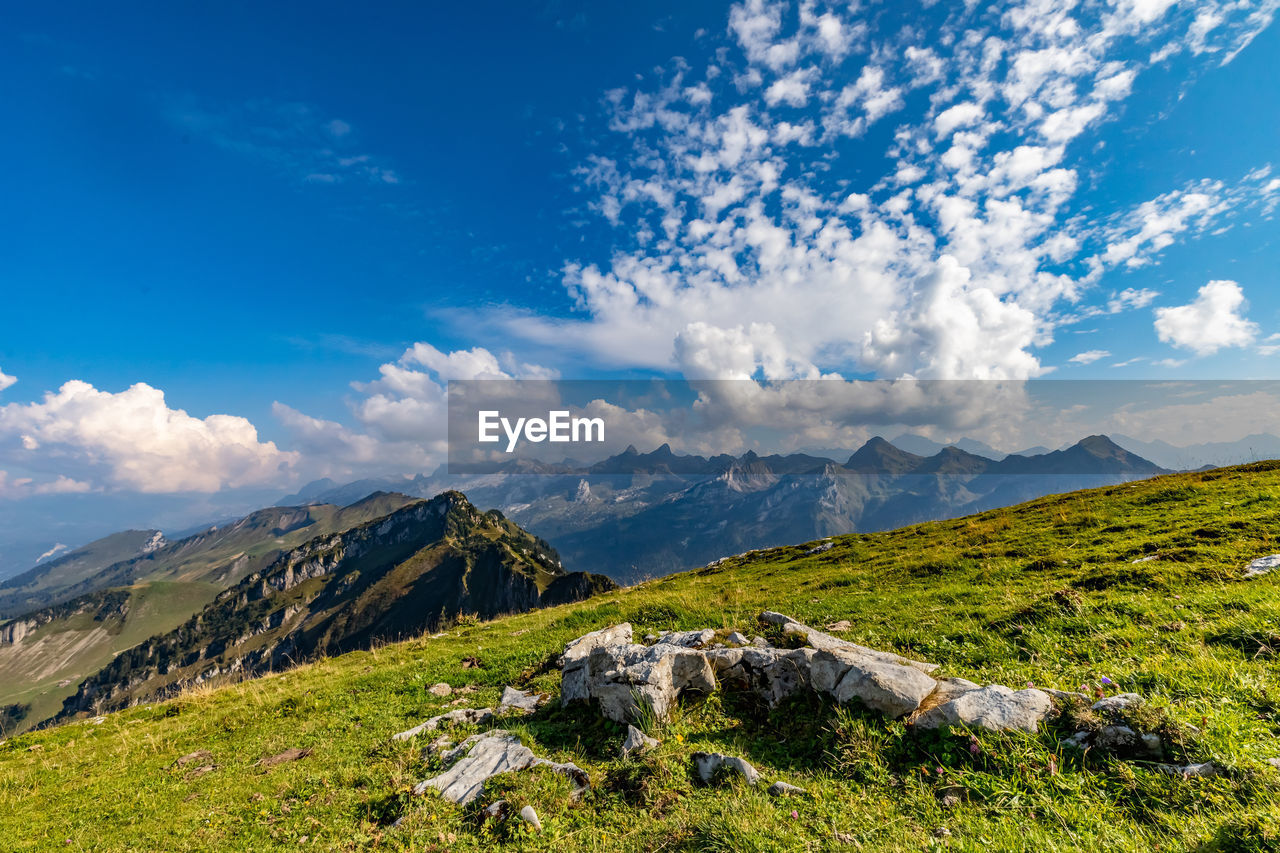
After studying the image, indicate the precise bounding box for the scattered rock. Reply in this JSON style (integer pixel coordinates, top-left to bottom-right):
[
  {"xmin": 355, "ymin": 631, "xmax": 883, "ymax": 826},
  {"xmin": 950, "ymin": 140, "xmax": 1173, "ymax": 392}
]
[
  {"xmin": 825, "ymin": 620, "xmax": 851, "ymax": 632},
  {"xmin": 413, "ymin": 730, "xmax": 589, "ymax": 805},
  {"xmin": 751, "ymin": 636, "xmax": 771, "ymax": 648},
  {"xmin": 482, "ymin": 800, "xmax": 508, "ymax": 820},
  {"xmin": 644, "ymin": 634, "xmax": 659, "ymax": 644},
  {"xmin": 578, "ymin": 641, "xmax": 717, "ymax": 722},
  {"xmin": 1092, "ymin": 693, "xmax": 1142, "ymax": 713},
  {"xmin": 620, "ymin": 725, "xmax": 659, "ymax": 758},
  {"xmin": 708, "ymin": 646, "xmax": 817, "ymax": 707},
  {"xmin": 426, "ymin": 736, "xmax": 453, "ymax": 757},
  {"xmin": 834, "ymin": 831, "xmax": 857, "ymax": 845},
  {"xmin": 393, "ymin": 708, "xmax": 495, "ymax": 741},
  {"xmin": 461, "ymin": 657, "xmax": 481, "ymax": 669},
  {"xmin": 497, "ymin": 686, "xmax": 545, "ymax": 715},
  {"xmin": 692, "ymin": 752, "xmax": 760, "ymax": 786},
  {"xmin": 810, "ymin": 647, "xmax": 938, "ymax": 718},
  {"xmin": 912, "ymin": 684, "xmax": 1053, "ymax": 734},
  {"xmin": 1155, "ymin": 761, "xmax": 1217, "ymax": 778},
  {"xmin": 1131, "ymin": 555, "xmax": 1159, "ymax": 564},
  {"xmin": 726, "ymin": 631, "xmax": 750, "ymax": 646},
  {"xmin": 806, "ymin": 542, "xmax": 834, "ymax": 555},
  {"xmin": 657, "ymin": 629, "xmax": 717, "ymax": 649},
  {"xmin": 759, "ymin": 611, "xmax": 937, "ymax": 673},
  {"xmin": 171, "ymin": 750, "xmax": 214, "ymax": 768},
  {"xmin": 1266, "ymin": 757, "xmax": 1280, "ymax": 770},
  {"xmin": 1094, "ymin": 725, "xmax": 1161, "ymax": 757},
  {"xmin": 941, "ymin": 794, "xmax": 961, "ymax": 809},
  {"xmin": 934, "ymin": 826, "xmax": 952, "ymax": 839},
  {"xmin": 518, "ymin": 805, "xmax": 542, "ymax": 831},
  {"xmin": 428, "ymin": 683, "xmax": 452, "ymax": 698},
  {"xmin": 256, "ymin": 747, "xmax": 312, "ymax": 768},
  {"xmin": 1245, "ymin": 554, "xmax": 1280, "ymax": 577},
  {"xmin": 562, "ymin": 623, "xmax": 634, "ymax": 705},
  {"xmin": 767, "ymin": 781, "xmax": 808, "ymax": 797}
]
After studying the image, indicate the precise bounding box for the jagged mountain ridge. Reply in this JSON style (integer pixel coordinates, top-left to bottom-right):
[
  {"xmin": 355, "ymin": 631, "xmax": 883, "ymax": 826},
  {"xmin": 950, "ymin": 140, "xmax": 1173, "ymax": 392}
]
[
  {"xmin": 57, "ymin": 491, "xmax": 615, "ymax": 721},
  {"xmin": 285, "ymin": 435, "xmax": 1168, "ymax": 583},
  {"xmin": 0, "ymin": 491, "xmax": 422, "ymax": 733}
]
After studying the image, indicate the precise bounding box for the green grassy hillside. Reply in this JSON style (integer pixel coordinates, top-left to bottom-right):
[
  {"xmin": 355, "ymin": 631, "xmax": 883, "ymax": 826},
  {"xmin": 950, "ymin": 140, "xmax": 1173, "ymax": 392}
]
[{"xmin": 3, "ymin": 464, "xmax": 1280, "ymax": 851}]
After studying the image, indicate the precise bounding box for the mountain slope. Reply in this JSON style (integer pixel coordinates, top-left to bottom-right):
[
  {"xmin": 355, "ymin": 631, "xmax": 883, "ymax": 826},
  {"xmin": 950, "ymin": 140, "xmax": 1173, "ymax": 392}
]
[
  {"xmin": 56, "ymin": 492, "xmax": 615, "ymax": 721},
  {"xmin": 0, "ymin": 529, "xmax": 164, "ymax": 620},
  {"xmin": 3, "ymin": 463, "xmax": 1280, "ymax": 851},
  {"xmin": 0, "ymin": 492, "xmax": 420, "ymax": 732}
]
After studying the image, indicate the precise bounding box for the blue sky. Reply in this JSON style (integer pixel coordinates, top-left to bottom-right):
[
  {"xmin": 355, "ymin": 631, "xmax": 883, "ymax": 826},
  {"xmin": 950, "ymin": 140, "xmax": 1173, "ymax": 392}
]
[{"xmin": 1, "ymin": 0, "xmax": 1279, "ymax": 559}]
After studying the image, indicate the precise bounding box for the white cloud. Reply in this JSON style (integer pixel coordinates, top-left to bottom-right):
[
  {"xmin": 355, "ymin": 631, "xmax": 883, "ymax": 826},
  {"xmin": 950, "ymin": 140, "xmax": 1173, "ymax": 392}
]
[
  {"xmin": 0, "ymin": 369, "xmax": 14, "ymax": 393},
  {"xmin": 1069, "ymin": 349, "xmax": 1111, "ymax": 364},
  {"xmin": 0, "ymin": 381, "xmax": 297, "ymax": 493},
  {"xmin": 1154, "ymin": 280, "xmax": 1259, "ymax": 355},
  {"xmin": 469, "ymin": 0, "xmax": 1277, "ymax": 384}
]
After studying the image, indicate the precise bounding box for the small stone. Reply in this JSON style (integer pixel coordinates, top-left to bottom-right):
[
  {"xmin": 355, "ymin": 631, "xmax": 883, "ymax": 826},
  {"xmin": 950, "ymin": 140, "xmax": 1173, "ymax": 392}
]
[
  {"xmin": 1245, "ymin": 554, "xmax": 1280, "ymax": 577},
  {"xmin": 834, "ymin": 831, "xmax": 857, "ymax": 845},
  {"xmin": 1266, "ymin": 757, "xmax": 1280, "ymax": 770},
  {"xmin": 497, "ymin": 686, "xmax": 545, "ymax": 715},
  {"xmin": 941, "ymin": 794, "xmax": 961, "ymax": 808},
  {"xmin": 751, "ymin": 636, "xmax": 771, "ymax": 648},
  {"xmin": 825, "ymin": 620, "xmax": 851, "ymax": 632},
  {"xmin": 767, "ymin": 781, "xmax": 807, "ymax": 797},
  {"xmin": 1096, "ymin": 725, "xmax": 1140, "ymax": 752},
  {"xmin": 726, "ymin": 632, "xmax": 750, "ymax": 646},
  {"xmin": 392, "ymin": 707, "xmax": 495, "ymax": 741},
  {"xmin": 933, "ymin": 827, "xmax": 952, "ymax": 839},
  {"xmin": 519, "ymin": 805, "xmax": 541, "ymax": 831},
  {"xmin": 428, "ymin": 683, "xmax": 452, "ymax": 698},
  {"xmin": 1091, "ymin": 693, "xmax": 1142, "ymax": 713},
  {"xmin": 644, "ymin": 633, "xmax": 659, "ymax": 643},
  {"xmin": 483, "ymin": 800, "xmax": 507, "ymax": 819},
  {"xmin": 620, "ymin": 724, "xmax": 659, "ymax": 758},
  {"xmin": 1156, "ymin": 761, "xmax": 1217, "ymax": 778},
  {"xmin": 692, "ymin": 752, "xmax": 760, "ymax": 786}
]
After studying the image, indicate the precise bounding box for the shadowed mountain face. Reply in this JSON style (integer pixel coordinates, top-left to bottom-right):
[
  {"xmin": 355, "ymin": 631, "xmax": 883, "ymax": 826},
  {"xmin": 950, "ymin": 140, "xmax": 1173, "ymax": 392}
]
[
  {"xmin": 57, "ymin": 492, "xmax": 615, "ymax": 722},
  {"xmin": 285, "ymin": 435, "xmax": 1167, "ymax": 584}
]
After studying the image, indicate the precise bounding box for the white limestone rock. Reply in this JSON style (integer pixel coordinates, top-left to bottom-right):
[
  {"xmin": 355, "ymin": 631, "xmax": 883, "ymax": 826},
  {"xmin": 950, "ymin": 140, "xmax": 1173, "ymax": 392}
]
[
  {"xmin": 692, "ymin": 752, "xmax": 760, "ymax": 786},
  {"xmin": 912, "ymin": 685, "xmax": 1053, "ymax": 733},
  {"xmin": 413, "ymin": 730, "xmax": 589, "ymax": 805}
]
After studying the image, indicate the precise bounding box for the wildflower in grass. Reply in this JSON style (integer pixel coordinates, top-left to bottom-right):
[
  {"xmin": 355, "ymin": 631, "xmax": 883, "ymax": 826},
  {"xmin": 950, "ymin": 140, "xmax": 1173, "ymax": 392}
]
[
  {"xmin": 936, "ymin": 766, "xmax": 944, "ymax": 775},
  {"xmin": 1100, "ymin": 676, "xmax": 1113, "ymax": 685},
  {"xmin": 791, "ymin": 810, "xmax": 799, "ymax": 819},
  {"xmin": 968, "ymin": 740, "xmax": 981, "ymax": 756},
  {"xmin": 1026, "ymin": 681, "xmax": 1034, "ymax": 688}
]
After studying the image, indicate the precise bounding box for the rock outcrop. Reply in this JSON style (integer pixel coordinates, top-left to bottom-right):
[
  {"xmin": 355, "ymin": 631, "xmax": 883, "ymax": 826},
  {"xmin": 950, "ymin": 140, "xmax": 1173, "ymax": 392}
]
[
  {"xmin": 559, "ymin": 612, "xmax": 1056, "ymax": 733},
  {"xmin": 413, "ymin": 730, "xmax": 590, "ymax": 805}
]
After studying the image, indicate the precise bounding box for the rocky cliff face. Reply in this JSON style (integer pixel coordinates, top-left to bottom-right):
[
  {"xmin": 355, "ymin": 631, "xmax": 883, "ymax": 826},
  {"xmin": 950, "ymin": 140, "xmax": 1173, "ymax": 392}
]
[{"xmin": 57, "ymin": 492, "xmax": 615, "ymax": 721}]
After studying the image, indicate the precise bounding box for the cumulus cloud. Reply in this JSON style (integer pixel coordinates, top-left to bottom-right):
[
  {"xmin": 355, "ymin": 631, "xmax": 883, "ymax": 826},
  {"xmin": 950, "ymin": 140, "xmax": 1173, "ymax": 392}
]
[
  {"xmin": 0, "ymin": 369, "xmax": 14, "ymax": 393},
  {"xmin": 1154, "ymin": 280, "xmax": 1259, "ymax": 355},
  {"xmin": 476, "ymin": 0, "xmax": 1277, "ymax": 382},
  {"xmin": 0, "ymin": 381, "xmax": 297, "ymax": 493}
]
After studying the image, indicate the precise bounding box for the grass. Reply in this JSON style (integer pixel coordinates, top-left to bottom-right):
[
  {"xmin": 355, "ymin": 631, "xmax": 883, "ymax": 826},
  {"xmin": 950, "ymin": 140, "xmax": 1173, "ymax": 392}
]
[{"xmin": 3, "ymin": 464, "xmax": 1280, "ymax": 851}]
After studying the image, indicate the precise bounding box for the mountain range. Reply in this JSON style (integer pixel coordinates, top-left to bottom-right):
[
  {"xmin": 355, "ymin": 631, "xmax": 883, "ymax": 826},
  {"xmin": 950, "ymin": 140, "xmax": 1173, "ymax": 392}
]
[
  {"xmin": 282, "ymin": 434, "xmax": 1166, "ymax": 583},
  {"xmin": 0, "ymin": 433, "xmax": 1167, "ymax": 732}
]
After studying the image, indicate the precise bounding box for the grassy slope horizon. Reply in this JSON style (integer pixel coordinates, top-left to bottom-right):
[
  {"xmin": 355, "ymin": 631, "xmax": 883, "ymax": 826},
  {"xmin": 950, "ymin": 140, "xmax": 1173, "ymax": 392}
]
[{"xmin": 3, "ymin": 464, "xmax": 1280, "ymax": 851}]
